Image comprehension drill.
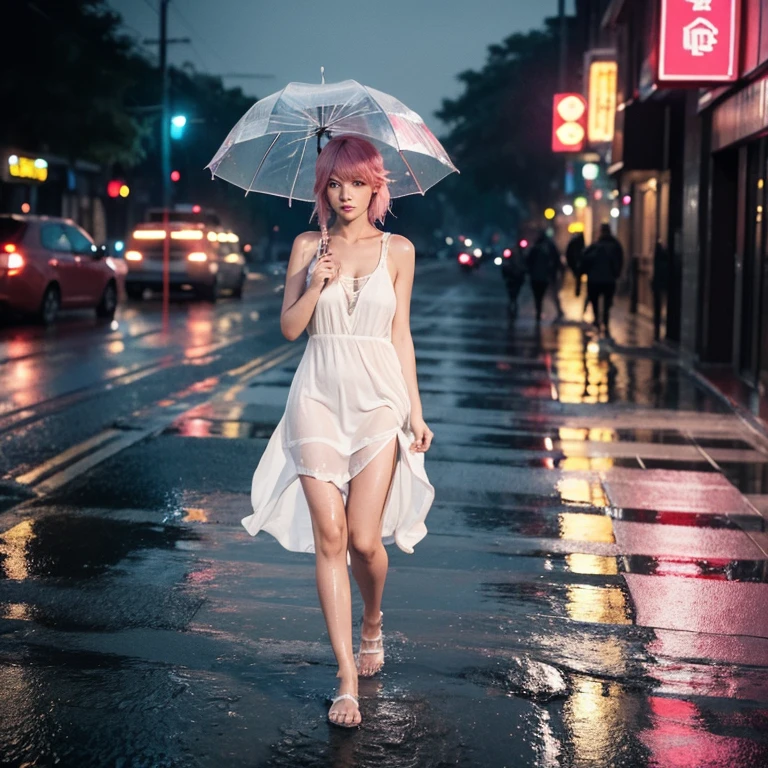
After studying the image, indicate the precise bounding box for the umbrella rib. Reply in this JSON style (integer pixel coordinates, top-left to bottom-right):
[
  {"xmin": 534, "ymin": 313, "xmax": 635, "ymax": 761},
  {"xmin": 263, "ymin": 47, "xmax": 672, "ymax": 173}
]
[
  {"xmin": 361, "ymin": 85, "xmax": 403, "ymax": 152},
  {"xmin": 245, "ymin": 132, "xmax": 281, "ymax": 196},
  {"xmin": 288, "ymin": 135, "xmax": 310, "ymax": 207},
  {"xmin": 398, "ymin": 150, "xmax": 424, "ymax": 196}
]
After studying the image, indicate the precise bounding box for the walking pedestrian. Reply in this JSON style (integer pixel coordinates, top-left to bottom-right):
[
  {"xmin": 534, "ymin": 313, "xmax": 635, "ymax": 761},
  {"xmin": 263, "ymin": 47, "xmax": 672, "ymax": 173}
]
[
  {"xmin": 241, "ymin": 136, "xmax": 435, "ymax": 728},
  {"xmin": 526, "ymin": 230, "xmax": 564, "ymax": 324},
  {"xmin": 565, "ymin": 232, "xmax": 585, "ymax": 297},
  {"xmin": 652, "ymin": 240, "xmax": 670, "ymax": 342},
  {"xmin": 581, "ymin": 222, "xmax": 624, "ymax": 337},
  {"xmin": 501, "ymin": 244, "xmax": 527, "ymax": 318}
]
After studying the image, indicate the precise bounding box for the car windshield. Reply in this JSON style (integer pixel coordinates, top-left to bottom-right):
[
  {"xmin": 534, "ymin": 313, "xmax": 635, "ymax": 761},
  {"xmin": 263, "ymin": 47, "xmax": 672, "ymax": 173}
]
[{"xmin": 0, "ymin": 218, "xmax": 28, "ymax": 243}]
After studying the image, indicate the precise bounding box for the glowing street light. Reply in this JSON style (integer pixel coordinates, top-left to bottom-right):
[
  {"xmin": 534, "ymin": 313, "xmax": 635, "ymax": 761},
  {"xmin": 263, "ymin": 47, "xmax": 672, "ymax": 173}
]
[
  {"xmin": 544, "ymin": 208, "xmax": 556, "ymax": 220},
  {"xmin": 562, "ymin": 204, "xmax": 574, "ymax": 216}
]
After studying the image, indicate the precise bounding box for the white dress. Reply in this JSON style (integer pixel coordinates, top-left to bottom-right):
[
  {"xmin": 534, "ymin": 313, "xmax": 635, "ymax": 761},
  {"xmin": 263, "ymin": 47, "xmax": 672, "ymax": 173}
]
[{"xmin": 242, "ymin": 232, "xmax": 435, "ymax": 554}]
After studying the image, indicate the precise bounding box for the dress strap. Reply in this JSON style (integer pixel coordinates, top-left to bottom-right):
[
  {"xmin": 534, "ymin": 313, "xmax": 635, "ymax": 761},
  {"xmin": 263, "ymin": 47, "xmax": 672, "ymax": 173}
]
[{"xmin": 380, "ymin": 232, "xmax": 391, "ymax": 269}]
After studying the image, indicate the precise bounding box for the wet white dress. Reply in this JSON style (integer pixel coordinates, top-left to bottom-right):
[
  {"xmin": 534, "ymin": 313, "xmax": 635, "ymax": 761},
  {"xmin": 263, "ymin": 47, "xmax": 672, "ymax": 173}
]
[{"xmin": 242, "ymin": 232, "xmax": 435, "ymax": 554}]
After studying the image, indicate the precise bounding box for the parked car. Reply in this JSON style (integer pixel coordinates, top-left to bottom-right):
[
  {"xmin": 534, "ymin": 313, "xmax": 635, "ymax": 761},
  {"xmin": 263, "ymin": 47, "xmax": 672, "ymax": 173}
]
[
  {"xmin": 0, "ymin": 214, "xmax": 121, "ymax": 324},
  {"xmin": 124, "ymin": 208, "xmax": 246, "ymax": 302}
]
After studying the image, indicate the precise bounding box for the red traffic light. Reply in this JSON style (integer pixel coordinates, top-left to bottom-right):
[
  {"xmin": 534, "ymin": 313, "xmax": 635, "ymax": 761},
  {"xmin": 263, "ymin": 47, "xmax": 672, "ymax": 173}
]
[
  {"xmin": 107, "ymin": 180, "xmax": 122, "ymax": 198},
  {"xmin": 503, "ymin": 248, "xmax": 512, "ymax": 258},
  {"xmin": 170, "ymin": 170, "xmax": 181, "ymax": 182},
  {"xmin": 192, "ymin": 204, "xmax": 201, "ymax": 213}
]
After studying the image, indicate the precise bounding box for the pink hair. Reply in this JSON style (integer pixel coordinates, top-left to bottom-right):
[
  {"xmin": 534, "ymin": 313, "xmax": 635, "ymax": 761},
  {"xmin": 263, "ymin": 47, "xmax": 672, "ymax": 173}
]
[{"xmin": 312, "ymin": 135, "xmax": 391, "ymax": 230}]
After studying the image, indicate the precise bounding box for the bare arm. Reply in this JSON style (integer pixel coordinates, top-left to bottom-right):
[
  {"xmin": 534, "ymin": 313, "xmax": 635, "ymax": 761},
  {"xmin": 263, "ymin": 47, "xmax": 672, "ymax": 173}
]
[
  {"xmin": 390, "ymin": 236, "xmax": 433, "ymax": 453},
  {"xmin": 280, "ymin": 232, "xmax": 336, "ymax": 341}
]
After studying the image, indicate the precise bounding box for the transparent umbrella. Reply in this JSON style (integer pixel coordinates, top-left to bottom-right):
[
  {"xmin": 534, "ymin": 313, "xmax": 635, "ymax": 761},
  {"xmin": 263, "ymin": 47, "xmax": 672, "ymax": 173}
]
[{"xmin": 206, "ymin": 75, "xmax": 458, "ymax": 206}]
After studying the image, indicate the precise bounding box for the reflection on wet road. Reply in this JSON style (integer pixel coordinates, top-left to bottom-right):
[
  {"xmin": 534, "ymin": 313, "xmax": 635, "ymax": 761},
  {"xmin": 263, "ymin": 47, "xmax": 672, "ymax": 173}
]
[{"xmin": 1, "ymin": 265, "xmax": 767, "ymax": 766}]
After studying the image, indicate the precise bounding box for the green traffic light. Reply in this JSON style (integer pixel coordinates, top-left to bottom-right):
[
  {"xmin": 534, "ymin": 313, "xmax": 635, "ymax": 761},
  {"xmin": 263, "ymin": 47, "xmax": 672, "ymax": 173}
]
[{"xmin": 170, "ymin": 114, "xmax": 187, "ymax": 140}]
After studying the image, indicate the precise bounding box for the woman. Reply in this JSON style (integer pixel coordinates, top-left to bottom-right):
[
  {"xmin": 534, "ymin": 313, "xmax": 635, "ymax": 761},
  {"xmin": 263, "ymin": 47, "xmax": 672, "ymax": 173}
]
[{"xmin": 241, "ymin": 135, "xmax": 435, "ymax": 728}]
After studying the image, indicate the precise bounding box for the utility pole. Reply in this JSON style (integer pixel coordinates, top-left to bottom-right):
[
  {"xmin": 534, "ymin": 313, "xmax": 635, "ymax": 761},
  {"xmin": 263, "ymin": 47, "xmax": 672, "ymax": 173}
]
[
  {"xmin": 160, "ymin": 0, "xmax": 171, "ymax": 332},
  {"xmin": 558, "ymin": 0, "xmax": 568, "ymax": 92}
]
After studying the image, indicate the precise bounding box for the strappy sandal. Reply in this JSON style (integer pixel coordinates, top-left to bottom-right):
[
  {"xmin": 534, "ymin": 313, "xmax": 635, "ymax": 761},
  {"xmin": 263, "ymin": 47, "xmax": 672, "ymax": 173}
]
[
  {"xmin": 357, "ymin": 611, "xmax": 384, "ymax": 677},
  {"xmin": 328, "ymin": 693, "xmax": 360, "ymax": 728}
]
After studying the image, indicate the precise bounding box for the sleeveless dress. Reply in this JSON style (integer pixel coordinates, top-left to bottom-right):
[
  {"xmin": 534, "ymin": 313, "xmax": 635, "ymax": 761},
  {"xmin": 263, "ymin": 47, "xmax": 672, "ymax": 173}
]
[{"xmin": 242, "ymin": 232, "xmax": 435, "ymax": 554}]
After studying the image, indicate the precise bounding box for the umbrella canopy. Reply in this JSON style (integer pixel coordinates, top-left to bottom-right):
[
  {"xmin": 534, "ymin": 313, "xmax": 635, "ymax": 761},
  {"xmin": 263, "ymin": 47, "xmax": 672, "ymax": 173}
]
[{"xmin": 206, "ymin": 79, "xmax": 458, "ymax": 205}]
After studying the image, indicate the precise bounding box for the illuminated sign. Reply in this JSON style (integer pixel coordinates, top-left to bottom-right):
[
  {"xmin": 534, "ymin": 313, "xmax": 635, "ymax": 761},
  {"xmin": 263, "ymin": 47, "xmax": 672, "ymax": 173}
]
[
  {"xmin": 552, "ymin": 94, "xmax": 588, "ymax": 153},
  {"xmin": 588, "ymin": 60, "xmax": 617, "ymax": 143},
  {"xmin": 7, "ymin": 155, "xmax": 48, "ymax": 182},
  {"xmin": 659, "ymin": 0, "xmax": 740, "ymax": 83}
]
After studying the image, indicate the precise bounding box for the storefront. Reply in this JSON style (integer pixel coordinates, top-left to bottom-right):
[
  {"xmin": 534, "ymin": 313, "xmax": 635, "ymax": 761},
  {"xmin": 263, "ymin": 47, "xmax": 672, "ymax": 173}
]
[
  {"xmin": 0, "ymin": 148, "xmax": 107, "ymax": 242},
  {"xmin": 698, "ymin": 73, "xmax": 768, "ymax": 389}
]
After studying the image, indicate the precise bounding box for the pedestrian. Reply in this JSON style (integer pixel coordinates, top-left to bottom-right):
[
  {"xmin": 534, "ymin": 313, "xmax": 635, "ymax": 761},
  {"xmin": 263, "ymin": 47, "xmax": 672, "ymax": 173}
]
[
  {"xmin": 526, "ymin": 230, "xmax": 564, "ymax": 324},
  {"xmin": 652, "ymin": 240, "xmax": 670, "ymax": 341},
  {"xmin": 501, "ymin": 244, "xmax": 527, "ymax": 318},
  {"xmin": 565, "ymin": 232, "xmax": 585, "ymax": 297},
  {"xmin": 580, "ymin": 222, "xmax": 624, "ymax": 337},
  {"xmin": 241, "ymin": 135, "xmax": 435, "ymax": 729}
]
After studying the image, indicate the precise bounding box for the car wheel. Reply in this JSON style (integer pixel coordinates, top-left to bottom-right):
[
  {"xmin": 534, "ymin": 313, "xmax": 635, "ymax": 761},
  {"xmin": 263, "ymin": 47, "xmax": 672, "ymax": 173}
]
[
  {"xmin": 198, "ymin": 279, "xmax": 218, "ymax": 303},
  {"xmin": 38, "ymin": 284, "xmax": 60, "ymax": 325},
  {"xmin": 126, "ymin": 284, "xmax": 144, "ymax": 300},
  {"xmin": 96, "ymin": 281, "xmax": 118, "ymax": 319}
]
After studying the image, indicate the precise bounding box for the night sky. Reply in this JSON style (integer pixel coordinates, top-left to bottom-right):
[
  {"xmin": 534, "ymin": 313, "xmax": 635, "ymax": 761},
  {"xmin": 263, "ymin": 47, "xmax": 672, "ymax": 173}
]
[{"xmin": 109, "ymin": 0, "xmax": 561, "ymax": 128}]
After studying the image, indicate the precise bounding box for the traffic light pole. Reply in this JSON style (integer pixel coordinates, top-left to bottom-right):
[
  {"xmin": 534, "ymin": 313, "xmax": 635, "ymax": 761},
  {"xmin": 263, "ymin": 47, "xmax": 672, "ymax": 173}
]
[{"xmin": 160, "ymin": 0, "xmax": 171, "ymax": 332}]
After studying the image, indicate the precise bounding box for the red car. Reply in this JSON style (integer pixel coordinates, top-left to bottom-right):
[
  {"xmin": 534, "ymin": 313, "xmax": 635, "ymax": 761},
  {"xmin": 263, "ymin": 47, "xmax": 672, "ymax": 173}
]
[{"xmin": 0, "ymin": 214, "xmax": 120, "ymax": 324}]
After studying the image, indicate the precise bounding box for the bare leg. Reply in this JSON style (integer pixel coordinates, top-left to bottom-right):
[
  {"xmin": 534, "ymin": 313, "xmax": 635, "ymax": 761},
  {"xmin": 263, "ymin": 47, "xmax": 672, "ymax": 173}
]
[
  {"xmin": 299, "ymin": 474, "xmax": 360, "ymax": 727},
  {"xmin": 347, "ymin": 436, "xmax": 398, "ymax": 676}
]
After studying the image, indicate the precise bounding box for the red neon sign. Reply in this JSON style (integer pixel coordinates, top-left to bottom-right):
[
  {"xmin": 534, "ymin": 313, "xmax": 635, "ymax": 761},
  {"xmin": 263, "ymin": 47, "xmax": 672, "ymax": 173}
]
[
  {"xmin": 552, "ymin": 94, "xmax": 588, "ymax": 153},
  {"xmin": 658, "ymin": 0, "xmax": 740, "ymax": 83}
]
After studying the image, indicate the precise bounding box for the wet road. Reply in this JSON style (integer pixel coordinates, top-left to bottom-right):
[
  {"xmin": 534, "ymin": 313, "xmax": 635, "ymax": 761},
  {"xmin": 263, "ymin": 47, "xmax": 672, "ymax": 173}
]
[{"xmin": 1, "ymin": 261, "xmax": 767, "ymax": 767}]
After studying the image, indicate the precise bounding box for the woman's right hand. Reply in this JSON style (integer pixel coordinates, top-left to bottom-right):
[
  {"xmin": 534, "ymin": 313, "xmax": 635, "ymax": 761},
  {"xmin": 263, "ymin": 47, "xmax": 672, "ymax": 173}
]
[{"xmin": 308, "ymin": 253, "xmax": 337, "ymax": 292}]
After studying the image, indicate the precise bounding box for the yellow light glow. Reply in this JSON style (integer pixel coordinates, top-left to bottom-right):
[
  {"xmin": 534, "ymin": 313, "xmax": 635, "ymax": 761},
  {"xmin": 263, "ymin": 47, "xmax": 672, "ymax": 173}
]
[
  {"xmin": 8, "ymin": 155, "xmax": 48, "ymax": 182},
  {"xmin": 557, "ymin": 95, "xmax": 586, "ymax": 121},
  {"xmin": 759, "ymin": 179, "xmax": 765, "ymax": 189},
  {"xmin": 119, "ymin": 184, "xmax": 130, "ymax": 198},
  {"xmin": 207, "ymin": 231, "xmax": 218, "ymax": 242},
  {"xmin": 187, "ymin": 252, "xmax": 207, "ymax": 262},
  {"xmin": 171, "ymin": 230, "xmax": 204, "ymax": 240},
  {"xmin": 559, "ymin": 512, "xmax": 615, "ymax": 543},
  {"xmin": 588, "ymin": 60, "xmax": 618, "ymax": 144},
  {"xmin": 568, "ymin": 222, "xmax": 585, "ymax": 234},
  {"xmin": 556, "ymin": 122, "xmax": 586, "ymax": 146},
  {"xmin": 224, "ymin": 253, "xmax": 241, "ymax": 263},
  {"xmin": 133, "ymin": 230, "xmax": 166, "ymax": 240},
  {"xmin": 125, "ymin": 250, "xmax": 143, "ymax": 261},
  {"xmin": 574, "ymin": 196, "xmax": 588, "ymax": 209},
  {"xmin": 0, "ymin": 519, "xmax": 36, "ymax": 581},
  {"xmin": 544, "ymin": 208, "xmax": 556, "ymax": 220}
]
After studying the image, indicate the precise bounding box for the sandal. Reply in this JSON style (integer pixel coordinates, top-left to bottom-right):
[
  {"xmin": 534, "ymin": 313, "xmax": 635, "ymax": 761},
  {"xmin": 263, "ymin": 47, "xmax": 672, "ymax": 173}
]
[
  {"xmin": 357, "ymin": 611, "xmax": 384, "ymax": 677},
  {"xmin": 328, "ymin": 692, "xmax": 360, "ymax": 728}
]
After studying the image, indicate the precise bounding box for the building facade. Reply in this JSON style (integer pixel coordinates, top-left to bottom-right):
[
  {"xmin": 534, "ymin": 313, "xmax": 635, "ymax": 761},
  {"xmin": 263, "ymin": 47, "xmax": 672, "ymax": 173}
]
[{"xmin": 604, "ymin": 0, "xmax": 768, "ymax": 398}]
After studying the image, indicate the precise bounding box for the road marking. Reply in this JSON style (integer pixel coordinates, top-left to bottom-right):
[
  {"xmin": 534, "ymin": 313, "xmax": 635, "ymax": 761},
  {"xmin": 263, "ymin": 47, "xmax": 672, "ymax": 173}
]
[
  {"xmin": 14, "ymin": 429, "xmax": 123, "ymax": 486},
  {"xmin": 12, "ymin": 343, "xmax": 303, "ymax": 497}
]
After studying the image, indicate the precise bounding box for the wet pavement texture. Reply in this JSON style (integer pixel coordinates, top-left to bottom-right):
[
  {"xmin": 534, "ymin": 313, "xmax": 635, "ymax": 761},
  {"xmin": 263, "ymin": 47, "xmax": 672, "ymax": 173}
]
[{"xmin": 1, "ymin": 264, "xmax": 768, "ymax": 767}]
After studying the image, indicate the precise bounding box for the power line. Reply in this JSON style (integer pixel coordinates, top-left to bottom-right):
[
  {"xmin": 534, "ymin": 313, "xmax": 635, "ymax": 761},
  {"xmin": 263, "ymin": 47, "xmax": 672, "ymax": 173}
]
[{"xmin": 171, "ymin": 1, "xmax": 230, "ymax": 72}]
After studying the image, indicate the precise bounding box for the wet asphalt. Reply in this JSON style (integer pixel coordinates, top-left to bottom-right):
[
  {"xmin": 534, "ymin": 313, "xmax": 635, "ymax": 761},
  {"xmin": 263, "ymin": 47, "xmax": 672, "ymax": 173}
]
[{"xmin": 0, "ymin": 260, "xmax": 767, "ymax": 768}]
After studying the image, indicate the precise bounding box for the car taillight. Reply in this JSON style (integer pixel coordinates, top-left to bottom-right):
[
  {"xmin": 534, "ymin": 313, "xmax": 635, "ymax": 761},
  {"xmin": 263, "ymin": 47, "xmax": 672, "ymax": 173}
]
[
  {"xmin": 125, "ymin": 250, "xmax": 143, "ymax": 261},
  {"xmin": 7, "ymin": 252, "xmax": 24, "ymax": 275},
  {"xmin": 4, "ymin": 243, "xmax": 16, "ymax": 253},
  {"xmin": 187, "ymin": 252, "xmax": 207, "ymax": 262},
  {"xmin": 458, "ymin": 253, "xmax": 471, "ymax": 265},
  {"xmin": 503, "ymin": 248, "xmax": 512, "ymax": 258}
]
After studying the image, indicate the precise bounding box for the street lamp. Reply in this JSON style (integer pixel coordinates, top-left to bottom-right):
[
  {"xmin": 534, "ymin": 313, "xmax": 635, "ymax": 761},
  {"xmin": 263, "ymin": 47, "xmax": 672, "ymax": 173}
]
[{"xmin": 562, "ymin": 204, "xmax": 574, "ymax": 216}]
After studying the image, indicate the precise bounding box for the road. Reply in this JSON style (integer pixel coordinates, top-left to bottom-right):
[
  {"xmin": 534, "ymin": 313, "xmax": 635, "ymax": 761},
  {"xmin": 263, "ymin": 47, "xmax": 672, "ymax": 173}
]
[{"xmin": 1, "ymin": 260, "xmax": 767, "ymax": 767}]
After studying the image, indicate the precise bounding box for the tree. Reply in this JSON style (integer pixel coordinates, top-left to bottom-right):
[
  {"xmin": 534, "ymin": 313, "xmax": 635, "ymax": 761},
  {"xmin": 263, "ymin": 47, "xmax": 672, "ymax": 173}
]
[
  {"xmin": 1, "ymin": 0, "xmax": 146, "ymax": 165},
  {"xmin": 436, "ymin": 21, "xmax": 582, "ymax": 224}
]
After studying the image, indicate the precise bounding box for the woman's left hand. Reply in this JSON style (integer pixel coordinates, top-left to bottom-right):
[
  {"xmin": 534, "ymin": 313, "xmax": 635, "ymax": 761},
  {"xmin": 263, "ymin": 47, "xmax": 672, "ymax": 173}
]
[{"xmin": 409, "ymin": 417, "xmax": 434, "ymax": 453}]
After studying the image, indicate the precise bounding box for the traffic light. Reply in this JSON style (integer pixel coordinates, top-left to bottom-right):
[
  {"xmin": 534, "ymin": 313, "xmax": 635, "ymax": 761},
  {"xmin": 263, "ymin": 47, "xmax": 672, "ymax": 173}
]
[
  {"xmin": 170, "ymin": 114, "xmax": 187, "ymax": 140},
  {"xmin": 552, "ymin": 94, "xmax": 588, "ymax": 153},
  {"xmin": 107, "ymin": 179, "xmax": 122, "ymax": 198},
  {"xmin": 170, "ymin": 170, "xmax": 181, "ymax": 183}
]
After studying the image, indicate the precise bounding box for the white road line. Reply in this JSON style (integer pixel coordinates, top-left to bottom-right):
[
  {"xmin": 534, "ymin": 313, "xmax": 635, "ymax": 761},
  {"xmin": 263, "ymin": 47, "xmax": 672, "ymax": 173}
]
[{"xmin": 13, "ymin": 343, "xmax": 303, "ymax": 497}]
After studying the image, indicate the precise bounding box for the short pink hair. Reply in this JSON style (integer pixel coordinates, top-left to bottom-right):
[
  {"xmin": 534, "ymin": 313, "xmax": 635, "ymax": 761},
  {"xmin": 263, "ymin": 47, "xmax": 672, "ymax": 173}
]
[{"xmin": 312, "ymin": 135, "xmax": 391, "ymax": 230}]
